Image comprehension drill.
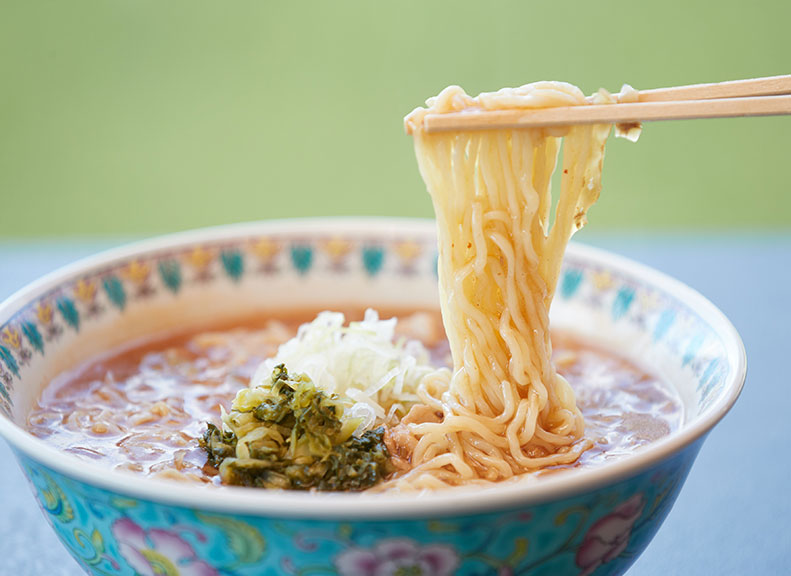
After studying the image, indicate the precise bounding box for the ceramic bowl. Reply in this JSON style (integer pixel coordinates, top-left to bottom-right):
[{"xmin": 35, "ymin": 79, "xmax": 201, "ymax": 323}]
[{"xmin": 0, "ymin": 219, "xmax": 745, "ymax": 576}]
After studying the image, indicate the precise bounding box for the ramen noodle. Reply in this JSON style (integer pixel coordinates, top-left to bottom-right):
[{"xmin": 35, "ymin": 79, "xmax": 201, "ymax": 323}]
[{"xmin": 389, "ymin": 82, "xmax": 639, "ymax": 489}]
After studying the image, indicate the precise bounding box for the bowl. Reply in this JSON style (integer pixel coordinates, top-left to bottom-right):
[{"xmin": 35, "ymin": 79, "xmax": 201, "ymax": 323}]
[{"xmin": 0, "ymin": 218, "xmax": 745, "ymax": 576}]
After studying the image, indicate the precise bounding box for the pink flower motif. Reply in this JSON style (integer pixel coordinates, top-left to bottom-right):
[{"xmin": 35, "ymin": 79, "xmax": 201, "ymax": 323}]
[
  {"xmin": 575, "ymin": 494, "xmax": 645, "ymax": 576},
  {"xmin": 111, "ymin": 518, "xmax": 218, "ymax": 576},
  {"xmin": 334, "ymin": 538, "xmax": 459, "ymax": 576}
]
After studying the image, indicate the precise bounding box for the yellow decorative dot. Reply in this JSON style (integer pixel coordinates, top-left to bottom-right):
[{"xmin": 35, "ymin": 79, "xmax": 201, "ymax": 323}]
[
  {"xmin": 123, "ymin": 260, "xmax": 151, "ymax": 285},
  {"xmin": 251, "ymin": 238, "xmax": 280, "ymax": 262},
  {"xmin": 36, "ymin": 303, "xmax": 53, "ymax": 326},
  {"xmin": 186, "ymin": 247, "xmax": 213, "ymax": 270},
  {"xmin": 74, "ymin": 279, "xmax": 97, "ymax": 304},
  {"xmin": 592, "ymin": 271, "xmax": 613, "ymax": 290},
  {"xmin": 323, "ymin": 237, "xmax": 352, "ymax": 260},
  {"xmin": 395, "ymin": 241, "xmax": 422, "ymax": 262},
  {"xmin": 1, "ymin": 327, "xmax": 21, "ymax": 350}
]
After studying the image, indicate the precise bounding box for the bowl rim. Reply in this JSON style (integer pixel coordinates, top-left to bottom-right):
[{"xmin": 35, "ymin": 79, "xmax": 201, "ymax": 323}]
[{"xmin": 0, "ymin": 217, "xmax": 746, "ymax": 519}]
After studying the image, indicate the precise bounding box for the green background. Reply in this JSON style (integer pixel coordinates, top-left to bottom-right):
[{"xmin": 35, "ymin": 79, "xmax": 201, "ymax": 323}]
[{"xmin": 1, "ymin": 1, "xmax": 788, "ymax": 237}]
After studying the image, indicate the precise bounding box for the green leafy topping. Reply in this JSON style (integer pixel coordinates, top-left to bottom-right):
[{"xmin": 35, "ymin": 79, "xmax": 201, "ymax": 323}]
[
  {"xmin": 201, "ymin": 423, "xmax": 238, "ymax": 468},
  {"xmin": 200, "ymin": 364, "xmax": 391, "ymax": 491}
]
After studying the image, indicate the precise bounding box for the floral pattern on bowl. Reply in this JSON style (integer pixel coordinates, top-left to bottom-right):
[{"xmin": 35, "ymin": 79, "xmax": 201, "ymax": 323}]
[
  {"xmin": 18, "ymin": 445, "xmax": 697, "ymax": 576},
  {"xmin": 0, "ymin": 219, "xmax": 745, "ymax": 576}
]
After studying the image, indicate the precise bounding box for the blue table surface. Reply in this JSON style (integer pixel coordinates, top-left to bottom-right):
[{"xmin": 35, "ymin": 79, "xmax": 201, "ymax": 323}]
[{"xmin": 0, "ymin": 233, "xmax": 789, "ymax": 575}]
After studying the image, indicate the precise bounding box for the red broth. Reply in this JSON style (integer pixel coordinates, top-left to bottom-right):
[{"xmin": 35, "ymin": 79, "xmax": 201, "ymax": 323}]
[{"xmin": 27, "ymin": 310, "xmax": 682, "ymax": 485}]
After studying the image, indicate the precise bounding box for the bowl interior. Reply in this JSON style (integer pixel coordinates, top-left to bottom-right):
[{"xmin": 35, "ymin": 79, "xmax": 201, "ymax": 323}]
[{"xmin": 0, "ymin": 218, "xmax": 744, "ymax": 512}]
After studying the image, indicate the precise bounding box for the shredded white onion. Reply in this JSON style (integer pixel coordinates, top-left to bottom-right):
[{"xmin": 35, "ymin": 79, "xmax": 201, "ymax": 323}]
[{"xmin": 250, "ymin": 309, "xmax": 436, "ymax": 435}]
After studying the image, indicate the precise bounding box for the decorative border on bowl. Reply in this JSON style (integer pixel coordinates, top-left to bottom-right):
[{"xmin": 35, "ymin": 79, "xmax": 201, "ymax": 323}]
[
  {"xmin": 0, "ymin": 235, "xmax": 730, "ymax": 422},
  {"xmin": 0, "ymin": 234, "xmax": 435, "ymax": 417},
  {"xmin": 560, "ymin": 255, "xmax": 730, "ymax": 414}
]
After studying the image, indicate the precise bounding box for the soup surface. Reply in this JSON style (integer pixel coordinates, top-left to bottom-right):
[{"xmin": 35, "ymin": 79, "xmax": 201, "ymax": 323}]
[{"xmin": 27, "ymin": 310, "xmax": 683, "ymax": 486}]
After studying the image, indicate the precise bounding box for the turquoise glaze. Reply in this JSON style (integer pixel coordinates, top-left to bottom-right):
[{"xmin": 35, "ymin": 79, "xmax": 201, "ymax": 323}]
[
  {"xmin": 17, "ymin": 444, "xmax": 700, "ymax": 576},
  {"xmin": 0, "ymin": 219, "xmax": 745, "ymax": 576}
]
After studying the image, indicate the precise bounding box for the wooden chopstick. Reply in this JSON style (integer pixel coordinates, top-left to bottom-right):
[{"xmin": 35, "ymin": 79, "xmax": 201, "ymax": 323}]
[
  {"xmin": 418, "ymin": 75, "xmax": 791, "ymax": 133},
  {"xmin": 637, "ymin": 74, "xmax": 791, "ymax": 102}
]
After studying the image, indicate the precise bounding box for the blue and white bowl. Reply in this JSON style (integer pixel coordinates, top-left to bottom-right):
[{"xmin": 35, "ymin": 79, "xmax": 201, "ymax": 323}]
[{"xmin": 0, "ymin": 219, "xmax": 745, "ymax": 576}]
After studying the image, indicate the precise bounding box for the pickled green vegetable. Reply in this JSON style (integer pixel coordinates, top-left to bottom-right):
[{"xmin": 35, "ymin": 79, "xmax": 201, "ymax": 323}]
[{"xmin": 200, "ymin": 364, "xmax": 391, "ymax": 491}]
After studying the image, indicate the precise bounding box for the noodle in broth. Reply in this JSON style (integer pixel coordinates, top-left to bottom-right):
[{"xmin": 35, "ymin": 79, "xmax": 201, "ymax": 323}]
[{"xmin": 386, "ymin": 82, "xmax": 638, "ymax": 489}]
